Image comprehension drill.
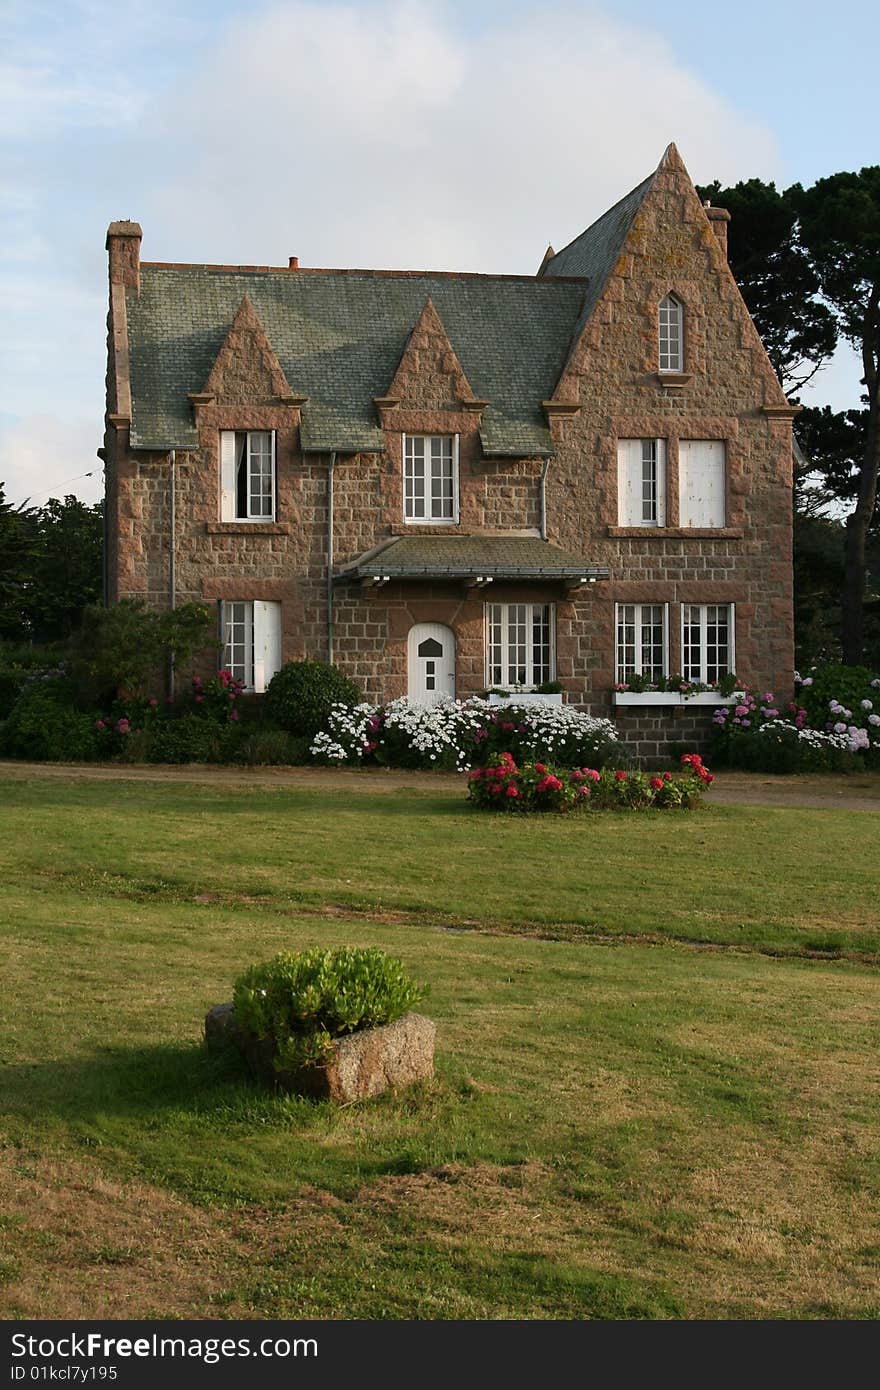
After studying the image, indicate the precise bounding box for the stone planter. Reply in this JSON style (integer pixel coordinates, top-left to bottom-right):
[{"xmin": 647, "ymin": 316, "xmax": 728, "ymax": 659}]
[
  {"xmin": 487, "ymin": 692, "xmax": 563, "ymax": 706},
  {"xmin": 205, "ymin": 1003, "xmax": 436, "ymax": 1104}
]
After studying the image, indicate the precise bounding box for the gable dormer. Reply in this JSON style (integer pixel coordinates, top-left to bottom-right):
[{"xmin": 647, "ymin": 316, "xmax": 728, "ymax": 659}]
[
  {"xmin": 382, "ymin": 298, "xmax": 479, "ymax": 412},
  {"xmin": 201, "ymin": 294, "xmax": 295, "ymax": 406}
]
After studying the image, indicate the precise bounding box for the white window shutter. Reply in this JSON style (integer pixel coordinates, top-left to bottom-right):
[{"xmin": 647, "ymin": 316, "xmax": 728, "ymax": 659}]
[
  {"xmin": 220, "ymin": 432, "xmax": 236, "ymax": 521},
  {"xmin": 655, "ymin": 439, "xmax": 667, "ymax": 527},
  {"xmin": 218, "ymin": 600, "xmax": 228, "ymax": 668},
  {"xmin": 680, "ymin": 441, "xmax": 725, "ymax": 527},
  {"xmin": 617, "ymin": 440, "xmax": 640, "ymax": 525},
  {"xmin": 252, "ymin": 601, "xmax": 282, "ymax": 693}
]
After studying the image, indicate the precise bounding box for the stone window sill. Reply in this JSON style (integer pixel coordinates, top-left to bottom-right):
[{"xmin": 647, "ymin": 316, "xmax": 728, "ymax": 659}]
[
  {"xmin": 390, "ymin": 522, "xmax": 462, "ymax": 536},
  {"xmin": 607, "ymin": 526, "xmax": 743, "ymax": 539},
  {"xmin": 206, "ymin": 522, "xmax": 291, "ymax": 535},
  {"xmin": 654, "ymin": 371, "xmax": 693, "ymax": 389}
]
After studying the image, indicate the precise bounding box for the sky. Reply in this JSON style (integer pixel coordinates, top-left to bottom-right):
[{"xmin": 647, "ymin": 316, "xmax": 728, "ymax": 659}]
[{"xmin": 1, "ymin": 0, "xmax": 877, "ymax": 509}]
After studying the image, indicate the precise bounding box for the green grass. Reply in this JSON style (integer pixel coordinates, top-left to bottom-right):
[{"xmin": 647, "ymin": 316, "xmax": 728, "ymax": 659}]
[
  {"xmin": 2, "ymin": 776, "xmax": 879, "ymax": 958},
  {"xmin": 0, "ymin": 773, "xmax": 878, "ymax": 1319}
]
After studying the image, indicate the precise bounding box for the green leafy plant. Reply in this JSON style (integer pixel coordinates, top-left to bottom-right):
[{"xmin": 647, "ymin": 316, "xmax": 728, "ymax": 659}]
[
  {"xmin": 0, "ymin": 682, "xmax": 98, "ymax": 762},
  {"xmin": 69, "ymin": 599, "xmax": 216, "ymax": 706},
  {"xmin": 265, "ymin": 661, "xmax": 361, "ymax": 739},
  {"xmin": 233, "ymin": 948, "xmax": 426, "ymax": 1076},
  {"xmin": 796, "ymin": 663, "xmax": 879, "ymax": 734}
]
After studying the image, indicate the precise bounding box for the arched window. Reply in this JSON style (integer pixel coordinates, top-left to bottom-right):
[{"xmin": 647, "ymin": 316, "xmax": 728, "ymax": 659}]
[{"xmin": 658, "ymin": 294, "xmax": 683, "ymax": 372}]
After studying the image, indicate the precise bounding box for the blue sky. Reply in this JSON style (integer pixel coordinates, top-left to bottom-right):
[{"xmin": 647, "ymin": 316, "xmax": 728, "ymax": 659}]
[{"xmin": 1, "ymin": 0, "xmax": 876, "ymax": 508}]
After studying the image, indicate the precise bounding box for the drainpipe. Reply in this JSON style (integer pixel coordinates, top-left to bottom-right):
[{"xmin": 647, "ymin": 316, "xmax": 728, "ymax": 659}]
[
  {"xmin": 326, "ymin": 451, "xmax": 337, "ymax": 664},
  {"xmin": 168, "ymin": 448, "xmax": 176, "ymax": 696},
  {"xmin": 540, "ymin": 458, "xmax": 551, "ymax": 540}
]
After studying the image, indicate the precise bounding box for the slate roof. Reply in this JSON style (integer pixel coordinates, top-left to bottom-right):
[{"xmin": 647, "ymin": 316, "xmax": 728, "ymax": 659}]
[
  {"xmin": 126, "ymin": 268, "xmax": 588, "ymax": 456},
  {"xmin": 538, "ymin": 171, "xmax": 657, "ymax": 338},
  {"xmin": 337, "ymin": 536, "xmax": 609, "ymax": 582}
]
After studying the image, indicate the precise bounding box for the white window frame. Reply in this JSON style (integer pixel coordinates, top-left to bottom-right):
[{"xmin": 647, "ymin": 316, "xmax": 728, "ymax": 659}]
[
  {"xmin": 617, "ymin": 438, "xmax": 667, "ymax": 526},
  {"xmin": 402, "ymin": 434, "xmax": 459, "ymax": 524},
  {"xmin": 678, "ymin": 439, "xmax": 726, "ymax": 528},
  {"xmin": 220, "ymin": 430, "xmax": 276, "ymax": 522},
  {"xmin": 658, "ymin": 294, "xmax": 684, "ymax": 373},
  {"xmin": 220, "ymin": 599, "xmax": 282, "ymax": 692},
  {"xmin": 485, "ymin": 603, "xmax": 555, "ymax": 690},
  {"xmin": 681, "ymin": 603, "xmax": 735, "ymax": 684},
  {"xmin": 615, "ymin": 603, "xmax": 669, "ymax": 682}
]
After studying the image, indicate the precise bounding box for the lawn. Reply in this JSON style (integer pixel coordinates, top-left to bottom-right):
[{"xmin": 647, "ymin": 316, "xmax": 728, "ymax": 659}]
[{"xmin": 0, "ymin": 772, "xmax": 878, "ymax": 1319}]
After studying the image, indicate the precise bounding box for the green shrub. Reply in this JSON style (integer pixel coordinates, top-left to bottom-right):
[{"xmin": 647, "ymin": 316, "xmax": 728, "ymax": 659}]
[
  {"xmin": 143, "ymin": 713, "xmax": 227, "ymax": 765},
  {"xmin": 230, "ymin": 729, "xmax": 311, "ymax": 765},
  {"xmin": 796, "ymin": 664, "xmax": 879, "ymax": 733},
  {"xmin": 69, "ymin": 599, "xmax": 216, "ymax": 707},
  {"xmin": 265, "ymin": 661, "xmax": 360, "ymax": 738},
  {"xmin": 714, "ymin": 724, "xmax": 858, "ymax": 774},
  {"xmin": 233, "ymin": 948, "xmax": 426, "ymax": 1075},
  {"xmin": 0, "ymin": 682, "xmax": 97, "ymax": 762},
  {"xmin": 474, "ymin": 704, "xmax": 629, "ymax": 770}
]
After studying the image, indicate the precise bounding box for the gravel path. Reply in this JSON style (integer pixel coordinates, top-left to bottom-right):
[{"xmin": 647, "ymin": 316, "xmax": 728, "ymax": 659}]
[{"xmin": 1, "ymin": 759, "xmax": 879, "ymax": 812}]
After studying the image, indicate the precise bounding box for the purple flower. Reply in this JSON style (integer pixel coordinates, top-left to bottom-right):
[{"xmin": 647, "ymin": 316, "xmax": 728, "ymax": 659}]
[{"xmin": 833, "ymin": 721, "xmax": 847, "ymax": 733}]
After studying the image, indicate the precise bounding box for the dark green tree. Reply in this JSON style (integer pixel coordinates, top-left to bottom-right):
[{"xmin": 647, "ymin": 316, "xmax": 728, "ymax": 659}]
[
  {"xmin": 698, "ymin": 169, "xmax": 880, "ymax": 664},
  {"xmin": 696, "ymin": 177, "xmax": 836, "ymax": 392},
  {"xmin": 0, "ymin": 485, "xmax": 37, "ymax": 641},
  {"xmin": 792, "ymin": 169, "xmax": 880, "ymax": 663},
  {"xmin": 28, "ymin": 495, "xmax": 103, "ymax": 642}
]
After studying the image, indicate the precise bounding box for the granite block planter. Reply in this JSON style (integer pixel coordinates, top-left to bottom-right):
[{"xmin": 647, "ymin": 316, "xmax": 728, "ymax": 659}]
[{"xmin": 205, "ymin": 1003, "xmax": 436, "ymax": 1104}]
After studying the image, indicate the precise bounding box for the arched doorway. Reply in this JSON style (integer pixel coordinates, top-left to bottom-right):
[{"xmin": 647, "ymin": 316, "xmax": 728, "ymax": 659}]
[{"xmin": 407, "ymin": 623, "xmax": 456, "ymax": 704}]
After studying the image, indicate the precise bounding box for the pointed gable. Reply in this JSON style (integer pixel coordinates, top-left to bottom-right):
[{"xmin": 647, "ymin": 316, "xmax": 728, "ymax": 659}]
[
  {"xmin": 201, "ymin": 294, "xmax": 295, "ymax": 405},
  {"xmin": 547, "ymin": 142, "xmax": 790, "ymax": 408},
  {"xmin": 384, "ymin": 298, "xmax": 479, "ymax": 410}
]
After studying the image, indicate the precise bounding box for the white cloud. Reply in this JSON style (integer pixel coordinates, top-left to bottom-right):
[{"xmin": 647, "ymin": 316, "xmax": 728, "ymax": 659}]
[
  {"xmin": 146, "ymin": 0, "xmax": 779, "ymax": 271},
  {"xmin": 2, "ymin": 0, "xmax": 788, "ymax": 507},
  {"xmin": 0, "ymin": 415, "xmax": 103, "ymax": 509}
]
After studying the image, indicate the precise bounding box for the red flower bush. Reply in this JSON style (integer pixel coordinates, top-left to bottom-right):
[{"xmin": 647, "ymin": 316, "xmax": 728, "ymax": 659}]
[{"xmin": 468, "ymin": 752, "xmax": 715, "ymax": 813}]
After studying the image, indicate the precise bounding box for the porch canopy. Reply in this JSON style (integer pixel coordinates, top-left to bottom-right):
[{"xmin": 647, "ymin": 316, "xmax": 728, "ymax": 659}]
[{"xmin": 336, "ymin": 536, "xmax": 609, "ymax": 590}]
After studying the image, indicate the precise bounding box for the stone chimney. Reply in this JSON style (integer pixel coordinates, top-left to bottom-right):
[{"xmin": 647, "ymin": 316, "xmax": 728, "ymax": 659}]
[
  {"xmin": 106, "ymin": 220, "xmax": 143, "ymax": 292},
  {"xmin": 703, "ymin": 202, "xmax": 731, "ymax": 258}
]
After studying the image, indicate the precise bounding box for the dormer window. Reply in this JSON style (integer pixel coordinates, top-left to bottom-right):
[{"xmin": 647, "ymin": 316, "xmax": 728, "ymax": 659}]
[
  {"xmin": 658, "ymin": 295, "xmax": 683, "ymax": 372},
  {"xmin": 403, "ymin": 434, "xmax": 459, "ymax": 523},
  {"xmin": 220, "ymin": 431, "xmax": 275, "ymax": 521}
]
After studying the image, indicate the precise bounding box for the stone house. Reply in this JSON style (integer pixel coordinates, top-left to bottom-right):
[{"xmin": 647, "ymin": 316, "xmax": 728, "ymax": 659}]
[{"xmin": 102, "ymin": 143, "xmax": 796, "ymax": 756}]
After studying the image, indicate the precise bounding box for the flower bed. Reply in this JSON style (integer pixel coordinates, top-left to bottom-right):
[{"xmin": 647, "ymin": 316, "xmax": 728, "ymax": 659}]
[
  {"xmin": 311, "ymin": 697, "xmax": 625, "ymax": 772},
  {"xmin": 467, "ymin": 752, "xmax": 714, "ymax": 812},
  {"xmin": 710, "ymin": 670, "xmax": 880, "ymax": 772}
]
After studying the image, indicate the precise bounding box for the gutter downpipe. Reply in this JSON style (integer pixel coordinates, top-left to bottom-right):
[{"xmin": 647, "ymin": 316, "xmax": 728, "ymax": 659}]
[
  {"xmin": 540, "ymin": 458, "xmax": 551, "ymax": 540},
  {"xmin": 168, "ymin": 448, "xmax": 176, "ymax": 696},
  {"xmin": 327, "ymin": 451, "xmax": 337, "ymax": 664}
]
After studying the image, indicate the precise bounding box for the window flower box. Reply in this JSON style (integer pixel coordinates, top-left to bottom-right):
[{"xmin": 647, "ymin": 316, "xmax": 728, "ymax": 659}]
[
  {"xmin": 487, "ymin": 692, "xmax": 564, "ymax": 706},
  {"xmin": 613, "ymin": 690, "xmax": 742, "ymax": 708}
]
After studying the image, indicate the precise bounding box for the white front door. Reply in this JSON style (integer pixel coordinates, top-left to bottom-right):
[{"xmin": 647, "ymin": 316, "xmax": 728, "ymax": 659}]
[{"xmin": 407, "ymin": 623, "xmax": 456, "ymax": 704}]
